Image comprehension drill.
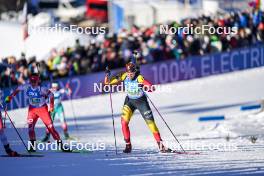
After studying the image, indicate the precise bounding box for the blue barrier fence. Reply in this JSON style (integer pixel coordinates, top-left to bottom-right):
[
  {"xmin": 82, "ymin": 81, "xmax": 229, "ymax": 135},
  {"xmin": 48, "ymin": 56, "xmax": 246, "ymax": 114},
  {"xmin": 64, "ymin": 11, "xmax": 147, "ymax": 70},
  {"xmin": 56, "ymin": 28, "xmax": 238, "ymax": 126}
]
[{"xmin": 3, "ymin": 44, "xmax": 264, "ymax": 110}]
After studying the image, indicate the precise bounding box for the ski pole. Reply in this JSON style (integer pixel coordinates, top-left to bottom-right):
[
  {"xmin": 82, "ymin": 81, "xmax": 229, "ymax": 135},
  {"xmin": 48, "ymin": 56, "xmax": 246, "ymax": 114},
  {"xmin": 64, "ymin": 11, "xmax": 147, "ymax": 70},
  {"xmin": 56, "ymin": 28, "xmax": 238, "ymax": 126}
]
[
  {"xmin": 3, "ymin": 66, "xmax": 15, "ymax": 129},
  {"xmin": 3, "ymin": 106, "xmax": 7, "ymax": 128},
  {"xmin": 106, "ymin": 67, "xmax": 118, "ymax": 155},
  {"xmin": 144, "ymin": 93, "xmax": 186, "ymax": 152},
  {"xmin": 0, "ymin": 108, "xmax": 6, "ymax": 128},
  {"xmin": 0, "ymin": 101, "xmax": 7, "ymax": 128},
  {"xmin": 70, "ymin": 95, "xmax": 79, "ymax": 131},
  {"xmin": 1, "ymin": 103, "xmax": 29, "ymax": 153},
  {"xmin": 67, "ymin": 81, "xmax": 79, "ymax": 132},
  {"xmin": 132, "ymin": 50, "xmax": 140, "ymax": 72}
]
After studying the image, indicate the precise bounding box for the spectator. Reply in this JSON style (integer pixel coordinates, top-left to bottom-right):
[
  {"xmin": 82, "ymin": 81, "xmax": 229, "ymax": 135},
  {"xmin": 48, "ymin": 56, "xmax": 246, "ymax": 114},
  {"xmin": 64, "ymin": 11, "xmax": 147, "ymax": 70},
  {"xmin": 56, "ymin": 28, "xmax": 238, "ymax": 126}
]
[{"xmin": 1, "ymin": 9, "xmax": 264, "ymax": 88}]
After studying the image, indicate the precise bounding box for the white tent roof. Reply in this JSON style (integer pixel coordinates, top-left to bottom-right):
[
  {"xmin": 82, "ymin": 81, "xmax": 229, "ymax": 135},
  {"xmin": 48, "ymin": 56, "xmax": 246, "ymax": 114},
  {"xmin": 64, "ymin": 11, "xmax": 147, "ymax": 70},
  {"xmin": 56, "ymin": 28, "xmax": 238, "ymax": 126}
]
[{"xmin": 0, "ymin": 21, "xmax": 90, "ymax": 61}]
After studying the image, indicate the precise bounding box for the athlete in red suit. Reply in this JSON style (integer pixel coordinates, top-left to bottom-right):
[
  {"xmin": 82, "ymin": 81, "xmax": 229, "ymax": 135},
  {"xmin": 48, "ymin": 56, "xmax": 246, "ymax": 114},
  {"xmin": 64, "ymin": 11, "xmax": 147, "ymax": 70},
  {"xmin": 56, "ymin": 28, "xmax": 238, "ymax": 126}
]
[{"xmin": 5, "ymin": 73, "xmax": 70, "ymax": 152}]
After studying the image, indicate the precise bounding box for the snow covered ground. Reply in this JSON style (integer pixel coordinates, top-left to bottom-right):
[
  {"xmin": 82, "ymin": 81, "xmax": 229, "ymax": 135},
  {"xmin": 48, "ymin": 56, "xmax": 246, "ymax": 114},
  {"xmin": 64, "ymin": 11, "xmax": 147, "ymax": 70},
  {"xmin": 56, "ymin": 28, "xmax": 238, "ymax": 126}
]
[{"xmin": 1, "ymin": 67, "xmax": 264, "ymax": 176}]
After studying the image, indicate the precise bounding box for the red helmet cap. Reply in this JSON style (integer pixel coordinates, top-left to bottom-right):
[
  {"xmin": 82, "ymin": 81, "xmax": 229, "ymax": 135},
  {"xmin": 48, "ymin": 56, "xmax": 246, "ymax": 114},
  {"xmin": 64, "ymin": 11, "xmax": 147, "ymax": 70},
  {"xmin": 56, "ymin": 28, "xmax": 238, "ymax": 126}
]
[
  {"xmin": 29, "ymin": 74, "xmax": 40, "ymax": 84},
  {"xmin": 126, "ymin": 62, "xmax": 136, "ymax": 73}
]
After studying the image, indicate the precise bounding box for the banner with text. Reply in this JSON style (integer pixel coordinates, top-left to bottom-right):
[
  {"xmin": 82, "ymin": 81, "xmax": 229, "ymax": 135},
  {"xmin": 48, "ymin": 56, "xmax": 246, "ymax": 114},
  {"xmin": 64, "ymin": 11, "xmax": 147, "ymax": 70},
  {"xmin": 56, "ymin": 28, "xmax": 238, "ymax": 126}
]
[{"xmin": 3, "ymin": 44, "xmax": 264, "ymax": 110}]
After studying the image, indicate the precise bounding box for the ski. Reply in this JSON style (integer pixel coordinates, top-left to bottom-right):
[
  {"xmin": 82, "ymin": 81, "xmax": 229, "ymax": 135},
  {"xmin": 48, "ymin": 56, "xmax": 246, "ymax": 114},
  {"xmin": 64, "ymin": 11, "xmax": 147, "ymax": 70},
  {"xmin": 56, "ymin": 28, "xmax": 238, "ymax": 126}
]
[
  {"xmin": 70, "ymin": 149, "xmax": 93, "ymax": 154},
  {"xmin": 158, "ymin": 149, "xmax": 200, "ymax": 155},
  {"xmin": 26, "ymin": 147, "xmax": 93, "ymax": 154},
  {"xmin": 116, "ymin": 149, "xmax": 201, "ymax": 155},
  {"xmin": 170, "ymin": 150, "xmax": 200, "ymax": 155},
  {"xmin": 37, "ymin": 137, "xmax": 80, "ymax": 145},
  {"xmin": 54, "ymin": 149, "xmax": 93, "ymax": 154},
  {"xmin": 37, "ymin": 140, "xmax": 51, "ymax": 144},
  {"xmin": 1, "ymin": 153, "xmax": 44, "ymax": 157},
  {"xmin": 64, "ymin": 136, "xmax": 80, "ymax": 141}
]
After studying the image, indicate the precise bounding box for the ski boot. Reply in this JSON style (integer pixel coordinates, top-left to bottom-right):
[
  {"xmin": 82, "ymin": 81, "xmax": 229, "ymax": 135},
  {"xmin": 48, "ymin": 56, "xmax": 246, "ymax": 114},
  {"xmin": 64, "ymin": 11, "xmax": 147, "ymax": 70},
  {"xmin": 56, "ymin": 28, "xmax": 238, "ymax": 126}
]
[
  {"xmin": 123, "ymin": 143, "xmax": 132, "ymax": 153},
  {"xmin": 157, "ymin": 141, "xmax": 172, "ymax": 153},
  {"xmin": 64, "ymin": 132, "xmax": 70, "ymax": 140},
  {"xmin": 41, "ymin": 133, "xmax": 50, "ymax": 142},
  {"xmin": 4, "ymin": 144, "xmax": 20, "ymax": 157},
  {"xmin": 28, "ymin": 140, "xmax": 37, "ymax": 153},
  {"xmin": 57, "ymin": 140, "xmax": 72, "ymax": 152}
]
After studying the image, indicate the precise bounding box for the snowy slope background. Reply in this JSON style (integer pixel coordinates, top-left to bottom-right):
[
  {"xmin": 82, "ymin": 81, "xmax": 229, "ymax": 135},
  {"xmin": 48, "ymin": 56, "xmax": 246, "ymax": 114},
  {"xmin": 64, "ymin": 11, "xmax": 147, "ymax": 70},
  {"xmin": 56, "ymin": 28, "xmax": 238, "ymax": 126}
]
[{"xmin": 1, "ymin": 66, "xmax": 264, "ymax": 175}]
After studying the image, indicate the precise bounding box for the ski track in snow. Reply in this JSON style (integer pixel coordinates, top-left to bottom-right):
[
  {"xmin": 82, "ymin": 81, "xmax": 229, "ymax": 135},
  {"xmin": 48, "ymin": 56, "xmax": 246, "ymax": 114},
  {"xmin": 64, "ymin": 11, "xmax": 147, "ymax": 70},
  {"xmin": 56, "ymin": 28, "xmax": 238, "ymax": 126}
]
[{"xmin": 1, "ymin": 67, "xmax": 264, "ymax": 176}]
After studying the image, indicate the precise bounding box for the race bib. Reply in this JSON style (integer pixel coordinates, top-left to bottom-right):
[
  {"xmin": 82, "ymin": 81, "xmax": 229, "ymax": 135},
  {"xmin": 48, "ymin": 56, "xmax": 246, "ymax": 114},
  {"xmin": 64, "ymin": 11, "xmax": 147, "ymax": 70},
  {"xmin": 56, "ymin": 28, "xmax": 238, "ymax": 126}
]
[{"xmin": 31, "ymin": 98, "xmax": 41, "ymax": 104}]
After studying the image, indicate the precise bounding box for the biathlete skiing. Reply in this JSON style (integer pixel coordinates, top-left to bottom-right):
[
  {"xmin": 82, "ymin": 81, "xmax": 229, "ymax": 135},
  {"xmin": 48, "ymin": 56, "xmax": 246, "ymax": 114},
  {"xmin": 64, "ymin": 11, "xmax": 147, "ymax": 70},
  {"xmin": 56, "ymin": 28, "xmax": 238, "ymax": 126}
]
[
  {"xmin": 104, "ymin": 62, "xmax": 171, "ymax": 153},
  {"xmin": 5, "ymin": 73, "xmax": 71, "ymax": 152},
  {"xmin": 42, "ymin": 82, "xmax": 72, "ymax": 142},
  {"xmin": 0, "ymin": 89, "xmax": 19, "ymax": 156}
]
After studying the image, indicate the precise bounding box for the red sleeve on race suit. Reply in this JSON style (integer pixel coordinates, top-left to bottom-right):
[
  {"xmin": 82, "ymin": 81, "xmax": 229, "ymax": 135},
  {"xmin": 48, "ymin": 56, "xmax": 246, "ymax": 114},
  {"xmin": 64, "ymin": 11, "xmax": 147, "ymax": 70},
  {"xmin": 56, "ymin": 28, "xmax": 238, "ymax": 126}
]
[
  {"xmin": 47, "ymin": 90, "xmax": 54, "ymax": 109},
  {"xmin": 143, "ymin": 79, "xmax": 155, "ymax": 92},
  {"xmin": 10, "ymin": 84, "xmax": 27, "ymax": 97},
  {"xmin": 5, "ymin": 84, "xmax": 27, "ymax": 104}
]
